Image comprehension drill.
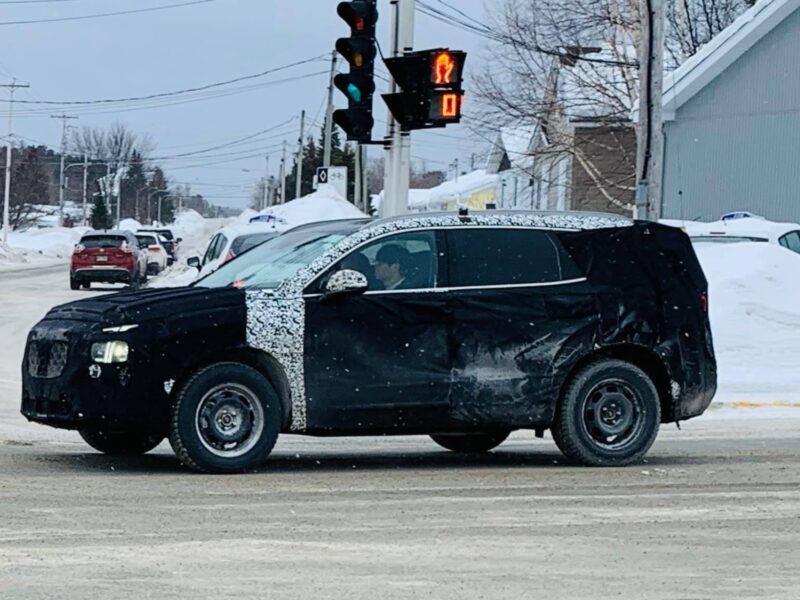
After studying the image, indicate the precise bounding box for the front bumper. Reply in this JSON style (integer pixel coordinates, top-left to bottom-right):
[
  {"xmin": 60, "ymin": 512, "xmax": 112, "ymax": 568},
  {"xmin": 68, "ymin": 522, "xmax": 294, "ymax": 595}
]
[{"xmin": 20, "ymin": 322, "xmax": 165, "ymax": 431}]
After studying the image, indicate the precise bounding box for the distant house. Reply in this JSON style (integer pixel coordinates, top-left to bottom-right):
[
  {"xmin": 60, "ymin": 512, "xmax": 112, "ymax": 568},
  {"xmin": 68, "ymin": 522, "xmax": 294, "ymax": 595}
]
[
  {"xmin": 660, "ymin": 0, "xmax": 800, "ymax": 222},
  {"xmin": 486, "ymin": 48, "xmax": 637, "ymax": 216}
]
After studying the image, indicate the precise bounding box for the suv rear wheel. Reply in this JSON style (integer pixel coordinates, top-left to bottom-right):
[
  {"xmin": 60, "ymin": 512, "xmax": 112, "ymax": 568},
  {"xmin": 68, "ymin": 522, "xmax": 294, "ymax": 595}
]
[
  {"xmin": 552, "ymin": 359, "xmax": 660, "ymax": 466},
  {"xmin": 79, "ymin": 428, "xmax": 163, "ymax": 456},
  {"xmin": 168, "ymin": 363, "xmax": 281, "ymax": 473},
  {"xmin": 430, "ymin": 431, "xmax": 510, "ymax": 453},
  {"xmin": 69, "ymin": 276, "xmax": 80, "ymax": 291}
]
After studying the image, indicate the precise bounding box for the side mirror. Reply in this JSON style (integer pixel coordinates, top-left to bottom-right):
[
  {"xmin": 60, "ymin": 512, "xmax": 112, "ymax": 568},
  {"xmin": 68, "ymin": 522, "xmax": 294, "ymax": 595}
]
[
  {"xmin": 187, "ymin": 256, "xmax": 201, "ymax": 270},
  {"xmin": 325, "ymin": 269, "xmax": 368, "ymax": 296},
  {"xmin": 177, "ymin": 238, "xmax": 183, "ymax": 243}
]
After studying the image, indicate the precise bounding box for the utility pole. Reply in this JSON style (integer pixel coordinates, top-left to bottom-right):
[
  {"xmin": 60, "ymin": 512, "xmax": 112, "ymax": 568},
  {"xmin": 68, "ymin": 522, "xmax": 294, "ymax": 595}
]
[
  {"xmin": 51, "ymin": 113, "xmax": 78, "ymax": 227},
  {"xmin": 81, "ymin": 154, "xmax": 89, "ymax": 226},
  {"xmin": 323, "ymin": 50, "xmax": 338, "ymax": 168},
  {"xmin": 382, "ymin": 0, "xmax": 415, "ymax": 218},
  {"xmin": 295, "ymin": 110, "xmax": 305, "ymax": 201},
  {"xmin": 279, "ymin": 140, "xmax": 287, "ymax": 204},
  {"xmin": 635, "ymin": 0, "xmax": 665, "ymax": 222},
  {"xmin": 355, "ymin": 143, "xmax": 362, "ymax": 210},
  {"xmin": 361, "ymin": 145, "xmax": 368, "ymax": 212},
  {"xmin": 1, "ymin": 79, "xmax": 30, "ymax": 243},
  {"xmin": 261, "ymin": 154, "xmax": 270, "ymax": 210}
]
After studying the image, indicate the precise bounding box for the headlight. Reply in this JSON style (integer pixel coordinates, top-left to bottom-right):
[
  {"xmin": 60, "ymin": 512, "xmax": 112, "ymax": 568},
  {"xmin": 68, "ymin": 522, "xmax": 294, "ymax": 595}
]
[{"xmin": 91, "ymin": 341, "xmax": 129, "ymax": 364}]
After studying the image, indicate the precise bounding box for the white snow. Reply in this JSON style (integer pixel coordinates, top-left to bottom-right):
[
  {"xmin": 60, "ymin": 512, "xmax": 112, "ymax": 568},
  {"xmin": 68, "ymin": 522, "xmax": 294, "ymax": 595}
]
[
  {"xmin": 696, "ymin": 241, "xmax": 800, "ymax": 405},
  {"xmin": 118, "ymin": 218, "xmax": 142, "ymax": 232},
  {"xmin": 250, "ymin": 184, "xmax": 366, "ymax": 228},
  {"xmin": 0, "ymin": 226, "xmax": 91, "ymax": 271}
]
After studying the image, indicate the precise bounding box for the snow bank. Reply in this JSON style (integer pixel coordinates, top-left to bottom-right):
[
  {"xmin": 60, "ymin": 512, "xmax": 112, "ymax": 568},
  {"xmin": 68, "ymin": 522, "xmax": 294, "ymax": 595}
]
[
  {"xmin": 251, "ymin": 184, "xmax": 365, "ymax": 229},
  {"xmin": 118, "ymin": 218, "xmax": 142, "ymax": 232},
  {"xmin": 697, "ymin": 242, "xmax": 800, "ymax": 404},
  {"xmin": 171, "ymin": 209, "xmax": 206, "ymax": 241},
  {"xmin": 0, "ymin": 226, "xmax": 91, "ymax": 270}
]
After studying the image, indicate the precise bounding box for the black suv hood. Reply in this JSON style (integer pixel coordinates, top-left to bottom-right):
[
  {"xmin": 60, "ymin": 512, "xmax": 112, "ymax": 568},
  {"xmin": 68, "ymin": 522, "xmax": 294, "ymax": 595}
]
[{"xmin": 44, "ymin": 286, "xmax": 246, "ymax": 326}]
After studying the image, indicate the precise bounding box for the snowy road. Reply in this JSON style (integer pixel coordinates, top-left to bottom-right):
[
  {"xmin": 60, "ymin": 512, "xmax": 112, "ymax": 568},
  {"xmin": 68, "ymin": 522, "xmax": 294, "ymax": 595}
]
[
  {"xmin": 1, "ymin": 263, "xmax": 800, "ymax": 598},
  {"xmin": 1, "ymin": 419, "xmax": 799, "ymax": 599}
]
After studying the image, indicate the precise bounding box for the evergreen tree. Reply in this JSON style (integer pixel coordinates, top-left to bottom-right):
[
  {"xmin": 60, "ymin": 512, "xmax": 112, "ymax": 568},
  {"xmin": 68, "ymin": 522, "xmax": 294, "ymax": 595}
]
[{"xmin": 90, "ymin": 196, "xmax": 112, "ymax": 230}]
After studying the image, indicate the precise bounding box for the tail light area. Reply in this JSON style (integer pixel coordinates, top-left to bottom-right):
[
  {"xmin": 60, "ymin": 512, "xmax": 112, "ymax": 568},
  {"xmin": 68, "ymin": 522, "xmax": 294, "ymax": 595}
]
[
  {"xmin": 700, "ymin": 292, "xmax": 708, "ymax": 313},
  {"xmin": 148, "ymin": 245, "xmax": 161, "ymax": 253}
]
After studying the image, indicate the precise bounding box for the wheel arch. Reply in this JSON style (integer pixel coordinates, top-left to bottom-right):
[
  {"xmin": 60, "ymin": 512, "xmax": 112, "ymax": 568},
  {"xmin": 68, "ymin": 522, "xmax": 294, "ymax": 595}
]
[
  {"xmin": 559, "ymin": 344, "xmax": 674, "ymax": 423},
  {"xmin": 172, "ymin": 346, "xmax": 293, "ymax": 430}
]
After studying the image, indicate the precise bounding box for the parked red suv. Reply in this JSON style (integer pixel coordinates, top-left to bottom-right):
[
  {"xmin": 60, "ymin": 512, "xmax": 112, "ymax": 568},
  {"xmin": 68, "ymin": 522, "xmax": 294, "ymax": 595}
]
[{"xmin": 70, "ymin": 231, "xmax": 147, "ymax": 290}]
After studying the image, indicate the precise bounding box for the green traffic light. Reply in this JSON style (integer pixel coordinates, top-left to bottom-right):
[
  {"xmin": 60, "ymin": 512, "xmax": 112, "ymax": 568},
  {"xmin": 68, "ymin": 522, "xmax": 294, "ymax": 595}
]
[{"xmin": 347, "ymin": 83, "xmax": 362, "ymax": 103}]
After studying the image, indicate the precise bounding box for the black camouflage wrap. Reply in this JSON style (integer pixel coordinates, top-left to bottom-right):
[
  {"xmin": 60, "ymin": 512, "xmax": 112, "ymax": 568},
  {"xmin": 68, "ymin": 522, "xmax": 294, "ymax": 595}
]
[{"xmin": 21, "ymin": 217, "xmax": 716, "ymax": 437}]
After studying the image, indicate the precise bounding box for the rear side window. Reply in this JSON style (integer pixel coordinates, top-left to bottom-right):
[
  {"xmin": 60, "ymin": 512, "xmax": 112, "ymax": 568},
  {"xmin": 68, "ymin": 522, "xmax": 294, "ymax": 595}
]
[
  {"xmin": 446, "ymin": 228, "xmax": 582, "ymax": 287},
  {"xmin": 232, "ymin": 233, "xmax": 278, "ymax": 256},
  {"xmin": 81, "ymin": 236, "xmax": 126, "ymax": 249},
  {"xmin": 780, "ymin": 231, "xmax": 800, "ymax": 253}
]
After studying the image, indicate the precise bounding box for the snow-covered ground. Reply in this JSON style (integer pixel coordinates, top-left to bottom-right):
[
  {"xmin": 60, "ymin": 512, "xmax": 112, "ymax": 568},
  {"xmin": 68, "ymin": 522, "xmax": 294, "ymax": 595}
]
[
  {"xmin": 0, "ymin": 226, "xmax": 91, "ymax": 272},
  {"xmin": 696, "ymin": 241, "xmax": 800, "ymax": 406}
]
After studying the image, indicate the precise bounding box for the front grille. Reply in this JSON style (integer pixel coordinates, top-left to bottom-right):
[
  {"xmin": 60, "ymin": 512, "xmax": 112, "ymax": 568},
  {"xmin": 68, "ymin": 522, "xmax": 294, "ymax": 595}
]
[{"xmin": 27, "ymin": 340, "xmax": 69, "ymax": 379}]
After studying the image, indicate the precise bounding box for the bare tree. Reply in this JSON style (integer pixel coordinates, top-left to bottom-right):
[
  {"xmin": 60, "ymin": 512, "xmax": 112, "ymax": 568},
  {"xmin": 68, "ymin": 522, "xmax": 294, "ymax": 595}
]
[
  {"xmin": 71, "ymin": 122, "xmax": 154, "ymax": 172},
  {"xmin": 666, "ymin": 0, "xmax": 756, "ymax": 64},
  {"xmin": 473, "ymin": 0, "xmax": 750, "ymax": 211}
]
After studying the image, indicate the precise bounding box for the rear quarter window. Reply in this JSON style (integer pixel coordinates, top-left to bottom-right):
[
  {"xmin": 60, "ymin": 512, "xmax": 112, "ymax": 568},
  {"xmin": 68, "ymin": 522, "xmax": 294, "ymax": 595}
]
[{"xmin": 446, "ymin": 228, "xmax": 582, "ymax": 287}]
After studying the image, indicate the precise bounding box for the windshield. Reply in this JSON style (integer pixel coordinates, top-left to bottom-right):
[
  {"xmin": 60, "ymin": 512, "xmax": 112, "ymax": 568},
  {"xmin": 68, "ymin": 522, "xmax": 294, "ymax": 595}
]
[{"xmin": 195, "ymin": 221, "xmax": 364, "ymax": 290}]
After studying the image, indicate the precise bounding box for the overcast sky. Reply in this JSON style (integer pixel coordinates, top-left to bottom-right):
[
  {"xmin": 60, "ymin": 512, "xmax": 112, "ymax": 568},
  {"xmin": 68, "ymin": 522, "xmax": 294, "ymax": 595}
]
[{"xmin": 0, "ymin": 0, "xmax": 491, "ymax": 209}]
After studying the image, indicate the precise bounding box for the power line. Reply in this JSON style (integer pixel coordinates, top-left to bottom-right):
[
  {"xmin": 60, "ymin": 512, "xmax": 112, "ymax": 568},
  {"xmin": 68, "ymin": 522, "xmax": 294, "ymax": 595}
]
[
  {"xmin": 0, "ymin": 55, "xmax": 327, "ymax": 106},
  {"xmin": 0, "ymin": 0, "xmax": 222, "ymax": 26}
]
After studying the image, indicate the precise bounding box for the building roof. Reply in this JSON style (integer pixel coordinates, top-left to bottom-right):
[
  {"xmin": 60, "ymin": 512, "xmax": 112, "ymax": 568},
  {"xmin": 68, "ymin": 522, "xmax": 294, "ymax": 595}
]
[{"xmin": 662, "ymin": 0, "xmax": 800, "ymax": 120}]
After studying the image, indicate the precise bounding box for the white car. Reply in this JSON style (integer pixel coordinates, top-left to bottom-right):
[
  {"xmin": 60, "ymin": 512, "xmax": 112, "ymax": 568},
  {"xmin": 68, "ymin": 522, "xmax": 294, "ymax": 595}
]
[
  {"xmin": 664, "ymin": 217, "xmax": 800, "ymax": 256},
  {"xmin": 135, "ymin": 232, "xmax": 169, "ymax": 275},
  {"xmin": 188, "ymin": 224, "xmax": 282, "ymax": 279}
]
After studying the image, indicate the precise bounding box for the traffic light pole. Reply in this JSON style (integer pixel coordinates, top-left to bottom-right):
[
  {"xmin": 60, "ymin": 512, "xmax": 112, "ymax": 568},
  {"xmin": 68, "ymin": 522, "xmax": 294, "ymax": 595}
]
[{"xmin": 382, "ymin": 0, "xmax": 414, "ymax": 218}]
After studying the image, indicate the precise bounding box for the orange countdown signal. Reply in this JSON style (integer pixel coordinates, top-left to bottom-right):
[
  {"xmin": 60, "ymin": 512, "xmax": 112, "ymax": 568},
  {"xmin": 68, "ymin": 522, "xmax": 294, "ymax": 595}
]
[{"xmin": 441, "ymin": 93, "xmax": 459, "ymax": 117}]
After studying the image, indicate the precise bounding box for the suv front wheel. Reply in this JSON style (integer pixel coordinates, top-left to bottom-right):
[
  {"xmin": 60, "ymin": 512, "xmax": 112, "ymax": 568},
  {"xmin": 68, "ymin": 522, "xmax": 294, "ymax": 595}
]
[
  {"xmin": 552, "ymin": 359, "xmax": 660, "ymax": 466},
  {"xmin": 169, "ymin": 363, "xmax": 281, "ymax": 473}
]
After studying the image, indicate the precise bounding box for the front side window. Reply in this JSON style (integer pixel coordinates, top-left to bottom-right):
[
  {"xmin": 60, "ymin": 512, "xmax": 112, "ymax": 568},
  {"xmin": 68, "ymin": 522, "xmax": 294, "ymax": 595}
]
[
  {"xmin": 196, "ymin": 221, "xmax": 364, "ymax": 290},
  {"xmin": 311, "ymin": 231, "xmax": 438, "ymax": 293},
  {"xmin": 446, "ymin": 228, "xmax": 581, "ymax": 287}
]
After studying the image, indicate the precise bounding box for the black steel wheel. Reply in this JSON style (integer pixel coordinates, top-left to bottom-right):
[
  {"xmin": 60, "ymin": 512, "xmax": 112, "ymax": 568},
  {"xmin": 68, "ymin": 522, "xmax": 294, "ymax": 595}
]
[
  {"xmin": 168, "ymin": 363, "xmax": 281, "ymax": 473},
  {"xmin": 552, "ymin": 359, "xmax": 660, "ymax": 466},
  {"xmin": 79, "ymin": 428, "xmax": 163, "ymax": 456},
  {"xmin": 69, "ymin": 277, "xmax": 80, "ymax": 291},
  {"xmin": 430, "ymin": 431, "xmax": 510, "ymax": 453}
]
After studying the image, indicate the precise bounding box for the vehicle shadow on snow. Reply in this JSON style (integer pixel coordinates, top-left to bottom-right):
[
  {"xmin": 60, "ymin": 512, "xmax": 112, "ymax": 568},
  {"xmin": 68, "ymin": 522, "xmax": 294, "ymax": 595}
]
[{"xmin": 29, "ymin": 444, "xmax": 718, "ymax": 475}]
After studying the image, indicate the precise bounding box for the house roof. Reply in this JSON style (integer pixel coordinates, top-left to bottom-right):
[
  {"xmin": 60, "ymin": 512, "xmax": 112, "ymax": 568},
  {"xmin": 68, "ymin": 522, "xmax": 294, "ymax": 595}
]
[
  {"xmin": 486, "ymin": 123, "xmax": 539, "ymax": 174},
  {"xmin": 662, "ymin": 0, "xmax": 800, "ymax": 120}
]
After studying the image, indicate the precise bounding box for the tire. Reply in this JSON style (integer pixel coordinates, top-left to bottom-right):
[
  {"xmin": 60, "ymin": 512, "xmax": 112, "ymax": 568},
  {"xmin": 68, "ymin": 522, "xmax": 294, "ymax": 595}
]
[
  {"xmin": 552, "ymin": 359, "xmax": 661, "ymax": 467},
  {"xmin": 430, "ymin": 431, "xmax": 510, "ymax": 453},
  {"xmin": 79, "ymin": 428, "xmax": 164, "ymax": 456},
  {"xmin": 168, "ymin": 363, "xmax": 282, "ymax": 474},
  {"xmin": 69, "ymin": 277, "xmax": 80, "ymax": 291},
  {"xmin": 82, "ymin": 281, "xmax": 91, "ymax": 289}
]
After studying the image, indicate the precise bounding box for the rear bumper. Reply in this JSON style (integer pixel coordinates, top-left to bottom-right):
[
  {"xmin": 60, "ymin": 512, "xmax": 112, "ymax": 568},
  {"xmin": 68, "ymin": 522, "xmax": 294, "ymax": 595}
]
[{"xmin": 72, "ymin": 267, "xmax": 133, "ymax": 284}]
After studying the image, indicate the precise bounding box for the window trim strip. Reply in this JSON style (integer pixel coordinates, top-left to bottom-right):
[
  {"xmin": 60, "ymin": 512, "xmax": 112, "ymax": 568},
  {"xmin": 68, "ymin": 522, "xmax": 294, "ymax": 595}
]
[{"xmin": 303, "ymin": 277, "xmax": 588, "ymax": 299}]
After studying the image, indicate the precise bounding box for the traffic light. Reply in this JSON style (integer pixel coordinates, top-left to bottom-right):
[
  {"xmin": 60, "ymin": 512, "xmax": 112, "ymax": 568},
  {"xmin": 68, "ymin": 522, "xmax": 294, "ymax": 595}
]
[
  {"xmin": 383, "ymin": 49, "xmax": 466, "ymax": 131},
  {"xmin": 333, "ymin": 0, "xmax": 378, "ymax": 142}
]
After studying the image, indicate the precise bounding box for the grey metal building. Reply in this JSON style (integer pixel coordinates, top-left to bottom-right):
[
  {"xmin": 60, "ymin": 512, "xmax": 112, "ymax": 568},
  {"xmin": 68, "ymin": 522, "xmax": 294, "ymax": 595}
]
[{"xmin": 661, "ymin": 0, "xmax": 800, "ymax": 222}]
